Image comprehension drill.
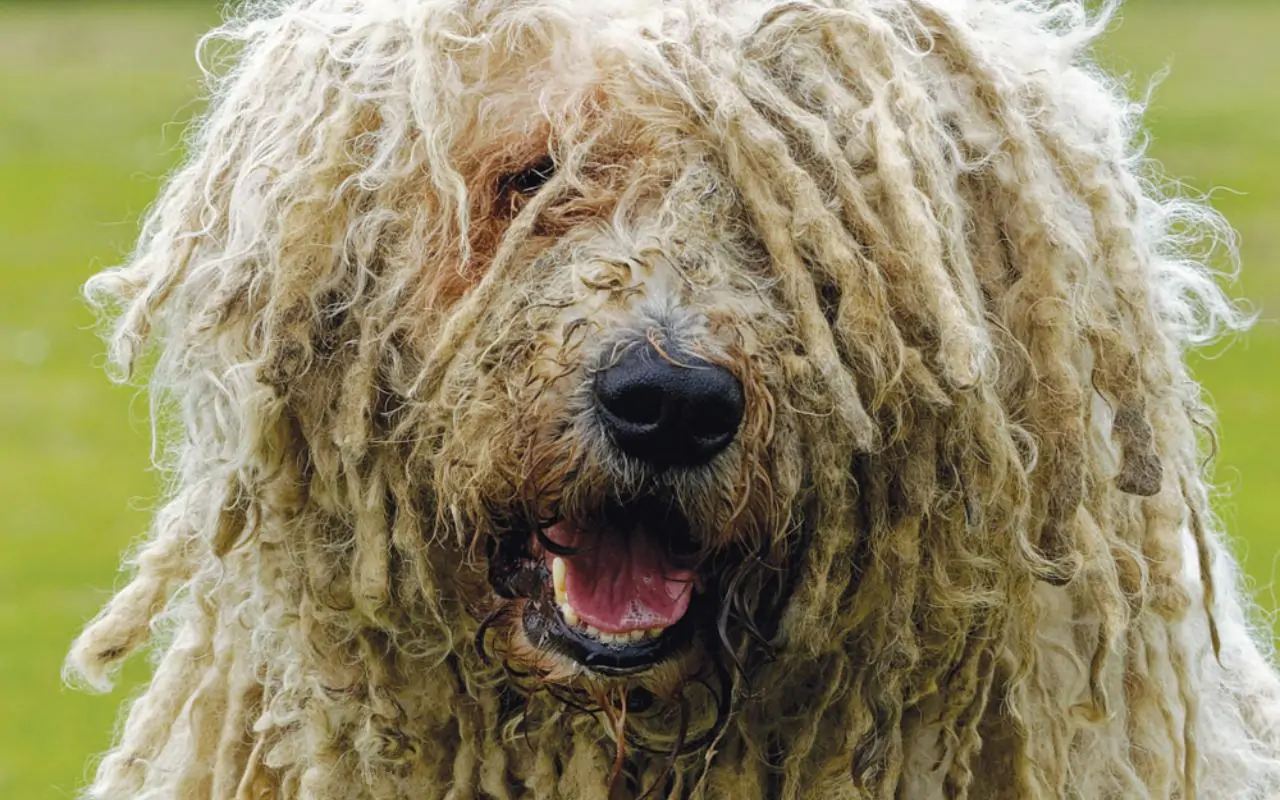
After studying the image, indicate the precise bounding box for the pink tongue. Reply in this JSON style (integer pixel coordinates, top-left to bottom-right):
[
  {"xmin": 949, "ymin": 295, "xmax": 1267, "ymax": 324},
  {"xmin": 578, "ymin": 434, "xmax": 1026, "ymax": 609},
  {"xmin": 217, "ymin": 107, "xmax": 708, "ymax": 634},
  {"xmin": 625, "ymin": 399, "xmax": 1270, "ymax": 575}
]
[{"xmin": 543, "ymin": 522, "xmax": 695, "ymax": 634}]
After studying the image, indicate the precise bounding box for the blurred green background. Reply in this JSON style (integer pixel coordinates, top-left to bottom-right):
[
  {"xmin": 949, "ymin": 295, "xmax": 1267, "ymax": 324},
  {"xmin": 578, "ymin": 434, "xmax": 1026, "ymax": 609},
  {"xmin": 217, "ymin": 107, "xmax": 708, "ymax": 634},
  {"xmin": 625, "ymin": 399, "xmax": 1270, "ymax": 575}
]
[{"xmin": 0, "ymin": 1, "xmax": 1277, "ymax": 797}]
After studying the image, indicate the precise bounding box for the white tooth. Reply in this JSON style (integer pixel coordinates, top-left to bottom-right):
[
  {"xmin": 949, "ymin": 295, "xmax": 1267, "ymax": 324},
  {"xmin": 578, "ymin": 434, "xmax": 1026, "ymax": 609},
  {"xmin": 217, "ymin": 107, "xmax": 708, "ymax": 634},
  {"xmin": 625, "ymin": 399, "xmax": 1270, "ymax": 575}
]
[
  {"xmin": 601, "ymin": 633, "xmax": 617, "ymax": 644},
  {"xmin": 629, "ymin": 630, "xmax": 645, "ymax": 643},
  {"xmin": 552, "ymin": 557, "xmax": 566, "ymax": 604},
  {"xmin": 585, "ymin": 625, "xmax": 601, "ymax": 639},
  {"xmin": 561, "ymin": 603, "xmax": 579, "ymax": 627}
]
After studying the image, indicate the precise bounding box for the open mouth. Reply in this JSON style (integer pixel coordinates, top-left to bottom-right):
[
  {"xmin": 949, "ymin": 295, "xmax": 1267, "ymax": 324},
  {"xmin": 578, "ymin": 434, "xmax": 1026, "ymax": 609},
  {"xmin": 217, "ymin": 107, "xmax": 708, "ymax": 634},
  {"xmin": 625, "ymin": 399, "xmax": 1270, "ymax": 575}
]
[{"xmin": 488, "ymin": 498, "xmax": 704, "ymax": 675}]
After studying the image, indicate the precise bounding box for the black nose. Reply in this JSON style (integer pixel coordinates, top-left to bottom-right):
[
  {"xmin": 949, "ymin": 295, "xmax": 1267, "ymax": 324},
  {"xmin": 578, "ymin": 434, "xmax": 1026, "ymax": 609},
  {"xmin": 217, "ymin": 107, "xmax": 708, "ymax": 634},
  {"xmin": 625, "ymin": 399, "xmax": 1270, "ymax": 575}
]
[{"xmin": 594, "ymin": 343, "xmax": 744, "ymax": 467}]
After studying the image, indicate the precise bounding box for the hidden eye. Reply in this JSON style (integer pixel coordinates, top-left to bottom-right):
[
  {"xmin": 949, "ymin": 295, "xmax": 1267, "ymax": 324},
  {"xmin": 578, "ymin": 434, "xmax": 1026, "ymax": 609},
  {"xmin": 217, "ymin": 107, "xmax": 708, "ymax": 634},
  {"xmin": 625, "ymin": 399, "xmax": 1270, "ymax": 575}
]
[{"xmin": 498, "ymin": 155, "xmax": 557, "ymax": 198}]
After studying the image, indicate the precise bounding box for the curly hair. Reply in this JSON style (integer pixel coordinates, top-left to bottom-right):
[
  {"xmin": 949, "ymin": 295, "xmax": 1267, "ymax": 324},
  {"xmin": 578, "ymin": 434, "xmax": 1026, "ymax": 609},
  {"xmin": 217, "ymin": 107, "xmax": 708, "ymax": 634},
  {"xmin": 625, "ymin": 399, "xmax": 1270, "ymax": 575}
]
[{"xmin": 67, "ymin": 1, "xmax": 1280, "ymax": 798}]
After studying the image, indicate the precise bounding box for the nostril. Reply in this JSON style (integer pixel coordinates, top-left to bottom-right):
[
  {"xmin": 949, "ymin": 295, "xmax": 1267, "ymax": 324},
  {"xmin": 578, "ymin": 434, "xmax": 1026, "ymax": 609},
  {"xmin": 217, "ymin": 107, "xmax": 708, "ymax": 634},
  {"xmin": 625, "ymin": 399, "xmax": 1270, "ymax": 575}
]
[
  {"xmin": 684, "ymin": 396, "xmax": 741, "ymax": 442},
  {"xmin": 602, "ymin": 383, "xmax": 664, "ymax": 427}
]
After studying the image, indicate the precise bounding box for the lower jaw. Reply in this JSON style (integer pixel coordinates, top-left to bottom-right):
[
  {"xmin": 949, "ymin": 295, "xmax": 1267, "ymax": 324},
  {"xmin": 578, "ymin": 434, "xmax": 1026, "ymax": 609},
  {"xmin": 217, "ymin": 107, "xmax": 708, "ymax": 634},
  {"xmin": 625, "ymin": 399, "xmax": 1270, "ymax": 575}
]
[{"xmin": 520, "ymin": 593, "xmax": 701, "ymax": 676}]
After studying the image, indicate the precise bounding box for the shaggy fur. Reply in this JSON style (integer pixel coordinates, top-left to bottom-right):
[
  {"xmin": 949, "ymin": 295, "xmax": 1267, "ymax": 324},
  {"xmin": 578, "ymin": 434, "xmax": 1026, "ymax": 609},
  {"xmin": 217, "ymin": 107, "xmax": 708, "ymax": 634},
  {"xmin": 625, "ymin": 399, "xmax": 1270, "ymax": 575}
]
[{"xmin": 68, "ymin": 0, "xmax": 1280, "ymax": 797}]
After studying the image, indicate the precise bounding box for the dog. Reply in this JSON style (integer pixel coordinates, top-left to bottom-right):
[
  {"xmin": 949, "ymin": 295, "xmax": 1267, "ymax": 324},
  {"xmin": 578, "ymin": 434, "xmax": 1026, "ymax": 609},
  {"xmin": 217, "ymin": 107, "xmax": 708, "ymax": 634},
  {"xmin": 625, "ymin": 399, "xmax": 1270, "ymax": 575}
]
[{"xmin": 68, "ymin": 0, "xmax": 1280, "ymax": 797}]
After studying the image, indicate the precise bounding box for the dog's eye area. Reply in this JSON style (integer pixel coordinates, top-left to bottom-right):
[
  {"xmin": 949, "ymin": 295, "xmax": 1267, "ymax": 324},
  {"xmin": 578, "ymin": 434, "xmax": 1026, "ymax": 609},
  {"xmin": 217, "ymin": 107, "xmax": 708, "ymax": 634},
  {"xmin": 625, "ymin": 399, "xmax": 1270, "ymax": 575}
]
[{"xmin": 498, "ymin": 155, "xmax": 556, "ymax": 198}]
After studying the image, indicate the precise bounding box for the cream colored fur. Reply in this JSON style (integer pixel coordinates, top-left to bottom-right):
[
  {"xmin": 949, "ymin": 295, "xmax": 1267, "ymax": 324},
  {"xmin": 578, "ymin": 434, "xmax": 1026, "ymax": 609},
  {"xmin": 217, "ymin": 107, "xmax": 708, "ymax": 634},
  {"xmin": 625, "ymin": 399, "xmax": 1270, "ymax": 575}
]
[{"xmin": 68, "ymin": 0, "xmax": 1280, "ymax": 797}]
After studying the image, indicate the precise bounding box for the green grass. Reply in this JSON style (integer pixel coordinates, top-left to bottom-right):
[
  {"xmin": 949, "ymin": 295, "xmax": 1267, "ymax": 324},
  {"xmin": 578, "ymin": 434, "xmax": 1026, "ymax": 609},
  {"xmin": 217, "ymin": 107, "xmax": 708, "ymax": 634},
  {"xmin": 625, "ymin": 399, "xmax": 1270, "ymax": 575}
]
[
  {"xmin": 0, "ymin": 4, "xmax": 220, "ymax": 797},
  {"xmin": 0, "ymin": 2, "xmax": 1277, "ymax": 797}
]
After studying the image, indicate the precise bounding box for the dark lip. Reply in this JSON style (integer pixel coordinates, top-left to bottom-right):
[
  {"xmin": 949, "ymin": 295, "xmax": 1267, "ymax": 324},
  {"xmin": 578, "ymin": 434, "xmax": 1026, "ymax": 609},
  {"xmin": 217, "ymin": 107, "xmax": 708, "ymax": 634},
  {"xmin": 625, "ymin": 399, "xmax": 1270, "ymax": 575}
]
[{"xmin": 520, "ymin": 587, "xmax": 701, "ymax": 676}]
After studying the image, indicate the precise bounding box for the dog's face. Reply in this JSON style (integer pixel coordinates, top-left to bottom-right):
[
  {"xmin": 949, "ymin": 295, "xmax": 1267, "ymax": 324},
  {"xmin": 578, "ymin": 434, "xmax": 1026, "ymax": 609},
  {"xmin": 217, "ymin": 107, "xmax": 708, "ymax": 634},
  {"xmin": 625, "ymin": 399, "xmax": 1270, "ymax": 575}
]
[
  {"xmin": 317, "ymin": 5, "xmax": 909, "ymax": 716},
  {"xmin": 429, "ymin": 52, "xmax": 806, "ymax": 691},
  {"xmin": 246, "ymin": 2, "xmax": 979, "ymax": 721}
]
